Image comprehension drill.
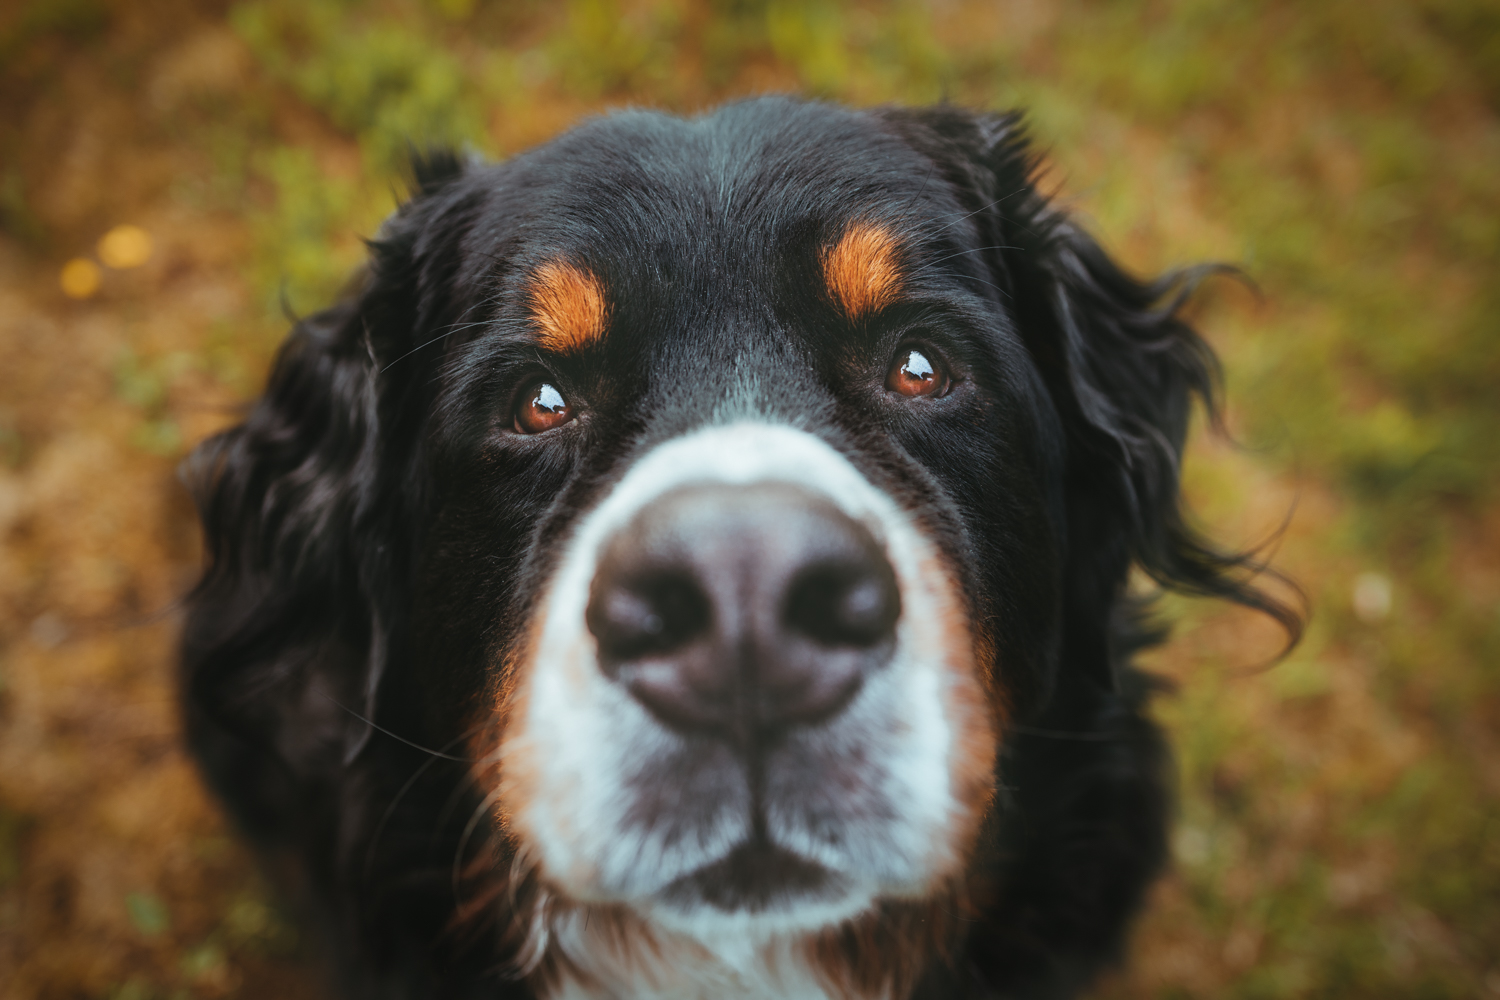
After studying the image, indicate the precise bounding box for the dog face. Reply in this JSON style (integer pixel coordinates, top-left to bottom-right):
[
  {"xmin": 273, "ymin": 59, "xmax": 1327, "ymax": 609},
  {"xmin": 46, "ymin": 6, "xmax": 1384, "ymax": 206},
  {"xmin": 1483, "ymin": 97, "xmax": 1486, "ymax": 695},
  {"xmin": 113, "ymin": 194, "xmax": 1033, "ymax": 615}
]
[
  {"xmin": 407, "ymin": 102, "xmax": 1065, "ymax": 943},
  {"xmin": 184, "ymin": 98, "xmax": 1297, "ymax": 999}
]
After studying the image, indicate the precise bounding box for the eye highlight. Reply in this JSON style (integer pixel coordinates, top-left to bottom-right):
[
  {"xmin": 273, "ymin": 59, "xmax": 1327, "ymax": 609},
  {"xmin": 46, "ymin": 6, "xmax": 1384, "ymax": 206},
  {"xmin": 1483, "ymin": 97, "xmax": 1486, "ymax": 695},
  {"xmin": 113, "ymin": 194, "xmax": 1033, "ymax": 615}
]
[
  {"xmin": 513, "ymin": 379, "xmax": 574, "ymax": 434},
  {"xmin": 886, "ymin": 346, "xmax": 950, "ymax": 399}
]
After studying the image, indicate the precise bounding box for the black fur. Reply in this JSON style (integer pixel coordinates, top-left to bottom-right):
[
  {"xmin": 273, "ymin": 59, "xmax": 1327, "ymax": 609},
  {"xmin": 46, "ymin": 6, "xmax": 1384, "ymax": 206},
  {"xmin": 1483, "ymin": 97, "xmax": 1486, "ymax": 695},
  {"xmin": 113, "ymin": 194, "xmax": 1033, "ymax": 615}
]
[{"xmin": 181, "ymin": 98, "xmax": 1299, "ymax": 999}]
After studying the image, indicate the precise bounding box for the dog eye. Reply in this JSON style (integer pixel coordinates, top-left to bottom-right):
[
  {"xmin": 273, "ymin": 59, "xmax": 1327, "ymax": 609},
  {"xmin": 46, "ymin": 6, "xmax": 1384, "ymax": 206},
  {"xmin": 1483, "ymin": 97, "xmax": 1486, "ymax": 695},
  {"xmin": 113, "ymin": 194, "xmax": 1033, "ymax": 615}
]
[
  {"xmin": 886, "ymin": 346, "xmax": 950, "ymax": 398},
  {"xmin": 513, "ymin": 379, "xmax": 574, "ymax": 434}
]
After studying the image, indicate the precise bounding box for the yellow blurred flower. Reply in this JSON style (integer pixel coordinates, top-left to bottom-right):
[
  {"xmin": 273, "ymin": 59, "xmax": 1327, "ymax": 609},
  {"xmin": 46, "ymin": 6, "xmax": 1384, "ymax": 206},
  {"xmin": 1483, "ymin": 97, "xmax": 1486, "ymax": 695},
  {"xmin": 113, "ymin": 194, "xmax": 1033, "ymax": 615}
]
[
  {"xmin": 60, "ymin": 258, "xmax": 102, "ymax": 299},
  {"xmin": 98, "ymin": 224, "xmax": 153, "ymax": 269}
]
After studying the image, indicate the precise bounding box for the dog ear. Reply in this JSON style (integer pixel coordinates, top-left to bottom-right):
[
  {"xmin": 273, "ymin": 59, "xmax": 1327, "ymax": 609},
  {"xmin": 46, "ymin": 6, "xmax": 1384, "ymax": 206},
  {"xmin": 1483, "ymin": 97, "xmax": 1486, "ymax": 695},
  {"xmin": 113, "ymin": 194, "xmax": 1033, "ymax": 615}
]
[
  {"xmin": 180, "ymin": 151, "xmax": 471, "ymax": 838},
  {"xmin": 181, "ymin": 292, "xmax": 401, "ymax": 839},
  {"xmin": 880, "ymin": 107, "xmax": 1303, "ymax": 694}
]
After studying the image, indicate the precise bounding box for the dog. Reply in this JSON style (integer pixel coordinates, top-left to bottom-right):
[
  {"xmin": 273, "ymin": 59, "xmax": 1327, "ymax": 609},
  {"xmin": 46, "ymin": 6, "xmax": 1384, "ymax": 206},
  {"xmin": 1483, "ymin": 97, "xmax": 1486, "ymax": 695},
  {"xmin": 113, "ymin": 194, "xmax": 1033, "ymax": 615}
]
[{"xmin": 181, "ymin": 97, "xmax": 1297, "ymax": 999}]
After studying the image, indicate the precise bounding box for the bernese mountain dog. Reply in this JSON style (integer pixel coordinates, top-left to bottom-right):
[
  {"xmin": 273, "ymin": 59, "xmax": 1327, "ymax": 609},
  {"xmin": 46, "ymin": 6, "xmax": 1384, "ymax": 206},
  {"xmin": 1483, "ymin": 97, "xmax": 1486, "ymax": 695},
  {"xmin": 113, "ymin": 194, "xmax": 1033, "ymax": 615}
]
[{"xmin": 181, "ymin": 98, "xmax": 1298, "ymax": 999}]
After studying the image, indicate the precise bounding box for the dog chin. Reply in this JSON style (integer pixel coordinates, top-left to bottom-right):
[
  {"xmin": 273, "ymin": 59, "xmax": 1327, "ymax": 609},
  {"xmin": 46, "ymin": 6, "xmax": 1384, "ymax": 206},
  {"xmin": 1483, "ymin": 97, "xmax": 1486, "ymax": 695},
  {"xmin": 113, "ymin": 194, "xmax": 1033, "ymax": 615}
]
[{"xmin": 643, "ymin": 857, "xmax": 877, "ymax": 944}]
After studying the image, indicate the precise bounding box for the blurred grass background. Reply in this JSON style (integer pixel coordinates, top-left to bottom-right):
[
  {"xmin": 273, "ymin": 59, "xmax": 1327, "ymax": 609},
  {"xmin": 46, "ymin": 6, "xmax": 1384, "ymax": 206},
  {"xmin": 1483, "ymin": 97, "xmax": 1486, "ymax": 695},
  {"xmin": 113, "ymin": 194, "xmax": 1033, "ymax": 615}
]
[{"xmin": 0, "ymin": 1, "xmax": 1497, "ymax": 997}]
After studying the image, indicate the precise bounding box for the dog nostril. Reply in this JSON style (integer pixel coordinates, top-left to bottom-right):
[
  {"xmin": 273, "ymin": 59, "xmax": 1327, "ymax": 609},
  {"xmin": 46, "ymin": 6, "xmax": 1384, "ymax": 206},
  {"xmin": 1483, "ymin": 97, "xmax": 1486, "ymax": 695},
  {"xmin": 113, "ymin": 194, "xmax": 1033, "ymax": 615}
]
[
  {"xmin": 587, "ymin": 570, "xmax": 711, "ymax": 661},
  {"xmin": 784, "ymin": 558, "xmax": 901, "ymax": 649}
]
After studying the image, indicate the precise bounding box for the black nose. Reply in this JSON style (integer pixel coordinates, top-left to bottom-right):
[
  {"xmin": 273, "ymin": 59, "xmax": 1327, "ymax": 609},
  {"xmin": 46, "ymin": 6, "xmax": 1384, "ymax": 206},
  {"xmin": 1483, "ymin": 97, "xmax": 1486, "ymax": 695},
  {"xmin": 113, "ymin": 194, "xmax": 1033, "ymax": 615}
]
[{"xmin": 586, "ymin": 482, "xmax": 901, "ymax": 737}]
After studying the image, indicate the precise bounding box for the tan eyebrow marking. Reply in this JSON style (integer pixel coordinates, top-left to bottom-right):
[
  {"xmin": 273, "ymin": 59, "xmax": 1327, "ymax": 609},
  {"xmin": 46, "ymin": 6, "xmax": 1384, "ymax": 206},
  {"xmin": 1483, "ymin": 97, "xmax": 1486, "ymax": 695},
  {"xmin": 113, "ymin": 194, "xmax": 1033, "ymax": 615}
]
[
  {"xmin": 823, "ymin": 220, "xmax": 904, "ymax": 320},
  {"xmin": 527, "ymin": 260, "xmax": 609, "ymax": 353}
]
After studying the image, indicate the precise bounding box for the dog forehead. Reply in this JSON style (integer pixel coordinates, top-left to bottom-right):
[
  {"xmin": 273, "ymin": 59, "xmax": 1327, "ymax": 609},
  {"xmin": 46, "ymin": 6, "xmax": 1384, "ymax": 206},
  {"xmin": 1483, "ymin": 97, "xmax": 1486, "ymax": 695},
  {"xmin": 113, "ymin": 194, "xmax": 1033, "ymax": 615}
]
[
  {"xmin": 495, "ymin": 101, "xmax": 959, "ymax": 277},
  {"xmin": 468, "ymin": 102, "xmax": 981, "ymax": 376}
]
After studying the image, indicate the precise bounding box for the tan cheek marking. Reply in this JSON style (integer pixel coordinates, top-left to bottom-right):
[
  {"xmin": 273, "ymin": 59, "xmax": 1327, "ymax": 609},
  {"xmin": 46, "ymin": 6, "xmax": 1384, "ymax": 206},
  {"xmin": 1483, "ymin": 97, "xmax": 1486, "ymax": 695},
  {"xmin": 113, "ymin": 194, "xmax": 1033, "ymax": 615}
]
[
  {"xmin": 490, "ymin": 600, "xmax": 599, "ymax": 891},
  {"xmin": 922, "ymin": 550, "xmax": 1000, "ymax": 867},
  {"xmin": 803, "ymin": 893, "xmax": 962, "ymax": 1000},
  {"xmin": 482, "ymin": 625, "xmax": 540, "ymax": 841},
  {"xmin": 528, "ymin": 260, "xmax": 609, "ymax": 352},
  {"xmin": 823, "ymin": 221, "xmax": 904, "ymax": 319}
]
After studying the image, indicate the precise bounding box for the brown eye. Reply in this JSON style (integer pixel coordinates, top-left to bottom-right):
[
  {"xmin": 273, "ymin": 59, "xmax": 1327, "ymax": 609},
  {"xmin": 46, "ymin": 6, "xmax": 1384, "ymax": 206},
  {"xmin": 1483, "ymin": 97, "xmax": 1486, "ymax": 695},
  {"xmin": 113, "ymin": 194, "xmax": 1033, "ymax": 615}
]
[
  {"xmin": 886, "ymin": 347, "xmax": 949, "ymax": 398},
  {"xmin": 513, "ymin": 380, "xmax": 574, "ymax": 434}
]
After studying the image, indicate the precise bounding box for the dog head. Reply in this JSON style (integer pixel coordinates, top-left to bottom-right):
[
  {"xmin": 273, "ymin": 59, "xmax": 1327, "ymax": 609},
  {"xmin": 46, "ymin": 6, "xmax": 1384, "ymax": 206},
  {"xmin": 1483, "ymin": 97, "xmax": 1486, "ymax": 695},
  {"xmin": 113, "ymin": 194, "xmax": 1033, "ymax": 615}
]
[{"xmin": 184, "ymin": 98, "xmax": 1297, "ymax": 998}]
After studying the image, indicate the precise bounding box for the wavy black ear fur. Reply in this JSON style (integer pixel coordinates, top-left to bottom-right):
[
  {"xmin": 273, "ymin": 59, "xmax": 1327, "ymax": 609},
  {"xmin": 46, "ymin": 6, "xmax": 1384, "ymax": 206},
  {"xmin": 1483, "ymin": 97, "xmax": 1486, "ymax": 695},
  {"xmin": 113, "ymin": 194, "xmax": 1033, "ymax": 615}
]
[
  {"xmin": 179, "ymin": 151, "xmax": 471, "ymax": 843},
  {"xmin": 180, "ymin": 293, "xmax": 377, "ymax": 835},
  {"xmin": 880, "ymin": 105, "xmax": 1304, "ymax": 697},
  {"xmin": 179, "ymin": 151, "xmax": 492, "ymax": 996}
]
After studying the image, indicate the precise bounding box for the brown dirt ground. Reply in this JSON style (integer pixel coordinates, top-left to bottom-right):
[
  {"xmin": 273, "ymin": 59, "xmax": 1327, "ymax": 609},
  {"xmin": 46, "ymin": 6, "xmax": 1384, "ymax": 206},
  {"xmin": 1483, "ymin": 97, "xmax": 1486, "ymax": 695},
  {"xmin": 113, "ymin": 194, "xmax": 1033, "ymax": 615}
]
[{"xmin": 0, "ymin": 4, "xmax": 328, "ymax": 997}]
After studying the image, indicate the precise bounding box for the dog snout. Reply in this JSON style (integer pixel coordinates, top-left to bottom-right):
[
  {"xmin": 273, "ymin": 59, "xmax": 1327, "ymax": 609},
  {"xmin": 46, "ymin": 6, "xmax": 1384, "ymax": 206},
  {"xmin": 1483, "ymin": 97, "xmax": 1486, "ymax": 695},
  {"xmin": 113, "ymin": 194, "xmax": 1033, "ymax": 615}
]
[{"xmin": 586, "ymin": 481, "xmax": 901, "ymax": 736}]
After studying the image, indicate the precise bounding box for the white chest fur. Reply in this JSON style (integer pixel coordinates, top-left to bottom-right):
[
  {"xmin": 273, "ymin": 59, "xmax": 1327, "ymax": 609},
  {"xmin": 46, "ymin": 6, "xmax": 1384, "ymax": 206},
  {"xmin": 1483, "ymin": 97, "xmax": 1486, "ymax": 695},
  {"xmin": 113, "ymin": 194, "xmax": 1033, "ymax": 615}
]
[{"xmin": 534, "ymin": 910, "xmax": 880, "ymax": 1000}]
